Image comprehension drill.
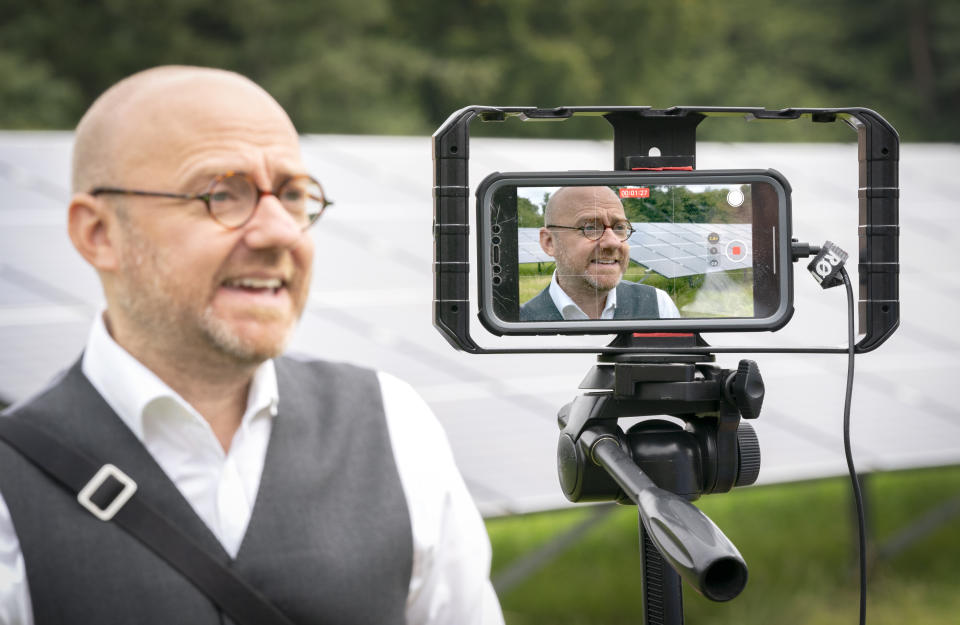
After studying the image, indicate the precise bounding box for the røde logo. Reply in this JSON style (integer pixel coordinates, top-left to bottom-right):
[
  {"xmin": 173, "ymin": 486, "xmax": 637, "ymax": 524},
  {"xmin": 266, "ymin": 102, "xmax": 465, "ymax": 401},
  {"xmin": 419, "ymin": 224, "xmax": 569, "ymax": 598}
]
[
  {"xmin": 815, "ymin": 250, "xmax": 844, "ymax": 279},
  {"xmin": 807, "ymin": 241, "xmax": 849, "ymax": 289}
]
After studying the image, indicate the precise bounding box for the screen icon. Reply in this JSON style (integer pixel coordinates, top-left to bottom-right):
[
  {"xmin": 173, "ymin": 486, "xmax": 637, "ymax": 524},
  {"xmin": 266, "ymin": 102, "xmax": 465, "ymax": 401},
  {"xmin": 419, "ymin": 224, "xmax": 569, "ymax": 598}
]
[
  {"xmin": 726, "ymin": 240, "xmax": 748, "ymax": 262},
  {"xmin": 727, "ymin": 189, "xmax": 745, "ymax": 207},
  {"xmin": 619, "ymin": 187, "xmax": 650, "ymax": 199}
]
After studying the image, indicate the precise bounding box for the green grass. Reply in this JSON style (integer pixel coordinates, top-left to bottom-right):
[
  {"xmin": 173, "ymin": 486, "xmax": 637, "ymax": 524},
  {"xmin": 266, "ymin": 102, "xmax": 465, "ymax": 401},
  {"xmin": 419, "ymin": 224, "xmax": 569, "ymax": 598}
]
[
  {"xmin": 486, "ymin": 466, "xmax": 960, "ymax": 625},
  {"xmin": 518, "ymin": 262, "xmax": 553, "ymax": 303},
  {"xmin": 517, "ymin": 262, "xmax": 753, "ymax": 316}
]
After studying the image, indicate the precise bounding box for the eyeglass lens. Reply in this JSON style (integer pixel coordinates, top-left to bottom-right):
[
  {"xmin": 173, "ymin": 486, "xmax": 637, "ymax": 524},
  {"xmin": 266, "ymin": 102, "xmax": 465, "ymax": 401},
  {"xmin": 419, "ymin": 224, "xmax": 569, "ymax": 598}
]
[
  {"xmin": 208, "ymin": 174, "xmax": 326, "ymax": 228},
  {"xmin": 582, "ymin": 222, "xmax": 633, "ymax": 241}
]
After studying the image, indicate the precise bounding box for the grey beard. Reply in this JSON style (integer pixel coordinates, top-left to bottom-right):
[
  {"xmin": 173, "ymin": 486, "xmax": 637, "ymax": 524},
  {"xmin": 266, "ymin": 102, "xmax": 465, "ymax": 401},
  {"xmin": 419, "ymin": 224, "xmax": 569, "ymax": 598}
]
[{"xmin": 198, "ymin": 304, "xmax": 290, "ymax": 365}]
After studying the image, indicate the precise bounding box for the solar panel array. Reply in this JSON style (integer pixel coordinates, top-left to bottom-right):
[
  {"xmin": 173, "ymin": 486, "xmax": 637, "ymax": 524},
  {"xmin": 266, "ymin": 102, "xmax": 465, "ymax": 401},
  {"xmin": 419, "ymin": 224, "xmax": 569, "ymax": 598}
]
[
  {"xmin": 518, "ymin": 223, "xmax": 753, "ymax": 278},
  {"xmin": 628, "ymin": 222, "xmax": 752, "ymax": 278},
  {"xmin": 1, "ymin": 132, "xmax": 958, "ymax": 518}
]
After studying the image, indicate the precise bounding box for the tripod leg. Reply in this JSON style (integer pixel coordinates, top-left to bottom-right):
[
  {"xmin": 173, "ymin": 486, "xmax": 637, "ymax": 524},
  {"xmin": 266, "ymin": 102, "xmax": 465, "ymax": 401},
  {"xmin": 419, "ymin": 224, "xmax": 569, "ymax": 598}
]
[{"xmin": 639, "ymin": 512, "xmax": 684, "ymax": 625}]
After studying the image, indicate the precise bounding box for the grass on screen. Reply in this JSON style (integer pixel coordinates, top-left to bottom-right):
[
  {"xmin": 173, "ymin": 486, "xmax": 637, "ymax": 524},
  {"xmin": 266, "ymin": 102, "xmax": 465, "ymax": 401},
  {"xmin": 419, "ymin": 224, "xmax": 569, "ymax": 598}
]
[{"xmin": 518, "ymin": 261, "xmax": 752, "ymax": 317}]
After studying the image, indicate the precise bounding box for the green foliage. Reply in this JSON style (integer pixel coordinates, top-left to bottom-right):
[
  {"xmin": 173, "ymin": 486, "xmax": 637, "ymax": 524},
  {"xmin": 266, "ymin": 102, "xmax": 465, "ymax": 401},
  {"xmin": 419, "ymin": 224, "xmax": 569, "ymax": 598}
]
[
  {"xmin": 0, "ymin": 52, "xmax": 81, "ymax": 129},
  {"xmin": 621, "ymin": 185, "xmax": 747, "ymax": 224},
  {"xmin": 1, "ymin": 0, "xmax": 958, "ymax": 139},
  {"xmin": 517, "ymin": 197, "xmax": 542, "ymax": 228}
]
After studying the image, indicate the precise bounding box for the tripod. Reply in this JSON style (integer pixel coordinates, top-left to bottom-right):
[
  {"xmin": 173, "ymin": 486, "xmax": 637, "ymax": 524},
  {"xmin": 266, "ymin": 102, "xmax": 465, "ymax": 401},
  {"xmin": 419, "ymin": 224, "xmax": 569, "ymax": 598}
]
[{"xmin": 556, "ymin": 334, "xmax": 764, "ymax": 624}]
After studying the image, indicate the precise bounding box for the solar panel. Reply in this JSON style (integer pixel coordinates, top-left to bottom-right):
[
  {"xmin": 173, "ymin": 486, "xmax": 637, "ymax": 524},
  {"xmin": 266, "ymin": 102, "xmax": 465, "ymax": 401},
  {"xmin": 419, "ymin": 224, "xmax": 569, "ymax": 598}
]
[
  {"xmin": 518, "ymin": 223, "xmax": 753, "ymax": 278},
  {"xmin": 1, "ymin": 134, "xmax": 957, "ymax": 518},
  {"xmin": 517, "ymin": 227, "xmax": 553, "ymax": 264}
]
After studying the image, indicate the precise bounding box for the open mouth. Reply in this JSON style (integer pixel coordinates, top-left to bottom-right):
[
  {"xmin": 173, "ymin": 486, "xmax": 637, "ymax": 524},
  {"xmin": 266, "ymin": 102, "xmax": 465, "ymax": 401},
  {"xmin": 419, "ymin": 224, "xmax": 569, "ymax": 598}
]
[{"xmin": 221, "ymin": 277, "xmax": 287, "ymax": 295}]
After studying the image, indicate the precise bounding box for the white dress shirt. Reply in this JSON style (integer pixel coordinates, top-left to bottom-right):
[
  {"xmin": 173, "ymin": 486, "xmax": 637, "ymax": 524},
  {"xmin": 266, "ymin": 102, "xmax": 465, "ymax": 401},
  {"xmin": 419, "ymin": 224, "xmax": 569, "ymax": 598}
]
[
  {"xmin": 548, "ymin": 271, "xmax": 681, "ymax": 320},
  {"xmin": 0, "ymin": 315, "xmax": 503, "ymax": 625}
]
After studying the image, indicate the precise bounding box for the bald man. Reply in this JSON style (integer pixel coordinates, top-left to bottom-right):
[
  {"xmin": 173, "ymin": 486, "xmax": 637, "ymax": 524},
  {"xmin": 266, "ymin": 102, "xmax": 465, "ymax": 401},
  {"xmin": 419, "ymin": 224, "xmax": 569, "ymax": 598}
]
[
  {"xmin": 520, "ymin": 186, "xmax": 680, "ymax": 321},
  {"xmin": 0, "ymin": 67, "xmax": 503, "ymax": 625}
]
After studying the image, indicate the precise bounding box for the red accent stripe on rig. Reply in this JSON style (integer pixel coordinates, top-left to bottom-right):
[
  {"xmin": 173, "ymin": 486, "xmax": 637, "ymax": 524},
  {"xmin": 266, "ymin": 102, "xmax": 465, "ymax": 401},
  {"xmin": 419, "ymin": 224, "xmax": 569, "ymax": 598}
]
[{"xmin": 630, "ymin": 166, "xmax": 694, "ymax": 171}]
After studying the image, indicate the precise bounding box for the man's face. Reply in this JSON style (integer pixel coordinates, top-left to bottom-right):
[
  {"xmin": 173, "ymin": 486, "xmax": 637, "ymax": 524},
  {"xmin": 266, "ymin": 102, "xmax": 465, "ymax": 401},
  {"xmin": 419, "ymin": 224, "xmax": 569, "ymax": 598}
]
[
  {"xmin": 105, "ymin": 74, "xmax": 314, "ymax": 366},
  {"xmin": 540, "ymin": 187, "xmax": 630, "ymax": 297}
]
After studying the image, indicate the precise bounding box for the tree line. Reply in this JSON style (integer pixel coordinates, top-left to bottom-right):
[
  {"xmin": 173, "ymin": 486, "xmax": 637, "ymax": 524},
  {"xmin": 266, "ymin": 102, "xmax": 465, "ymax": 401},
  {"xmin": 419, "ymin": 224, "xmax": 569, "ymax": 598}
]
[
  {"xmin": 2, "ymin": 0, "xmax": 957, "ymax": 141},
  {"xmin": 517, "ymin": 184, "xmax": 747, "ymax": 227}
]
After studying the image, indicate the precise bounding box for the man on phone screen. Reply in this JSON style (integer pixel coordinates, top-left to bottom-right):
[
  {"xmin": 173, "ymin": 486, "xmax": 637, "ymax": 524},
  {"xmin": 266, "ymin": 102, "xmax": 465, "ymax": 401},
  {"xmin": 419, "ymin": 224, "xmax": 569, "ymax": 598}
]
[{"xmin": 520, "ymin": 186, "xmax": 680, "ymax": 321}]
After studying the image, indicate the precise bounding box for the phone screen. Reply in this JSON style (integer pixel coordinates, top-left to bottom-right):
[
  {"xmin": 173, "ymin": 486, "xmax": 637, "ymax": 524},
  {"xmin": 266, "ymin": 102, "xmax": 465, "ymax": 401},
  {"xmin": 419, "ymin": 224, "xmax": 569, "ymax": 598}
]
[{"xmin": 479, "ymin": 172, "xmax": 790, "ymax": 333}]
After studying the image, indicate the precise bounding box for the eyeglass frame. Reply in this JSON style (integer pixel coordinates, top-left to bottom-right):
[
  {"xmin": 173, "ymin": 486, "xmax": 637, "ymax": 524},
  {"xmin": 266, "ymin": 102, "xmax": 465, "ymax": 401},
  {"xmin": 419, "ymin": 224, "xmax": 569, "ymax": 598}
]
[
  {"xmin": 89, "ymin": 171, "xmax": 333, "ymax": 231},
  {"xmin": 544, "ymin": 221, "xmax": 635, "ymax": 242}
]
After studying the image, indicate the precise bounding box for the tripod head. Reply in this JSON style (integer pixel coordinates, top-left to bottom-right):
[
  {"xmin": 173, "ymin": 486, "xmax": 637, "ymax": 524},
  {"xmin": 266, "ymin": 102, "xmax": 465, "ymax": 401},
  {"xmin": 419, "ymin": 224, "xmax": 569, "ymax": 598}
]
[
  {"xmin": 558, "ymin": 351, "xmax": 763, "ymax": 502},
  {"xmin": 555, "ymin": 334, "xmax": 764, "ymax": 604}
]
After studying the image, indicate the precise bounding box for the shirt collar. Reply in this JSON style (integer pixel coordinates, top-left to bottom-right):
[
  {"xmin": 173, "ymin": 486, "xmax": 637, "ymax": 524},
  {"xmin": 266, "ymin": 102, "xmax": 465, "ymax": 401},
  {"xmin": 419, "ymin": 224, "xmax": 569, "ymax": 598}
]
[
  {"xmin": 80, "ymin": 311, "xmax": 279, "ymax": 442},
  {"xmin": 548, "ymin": 271, "xmax": 617, "ymax": 320}
]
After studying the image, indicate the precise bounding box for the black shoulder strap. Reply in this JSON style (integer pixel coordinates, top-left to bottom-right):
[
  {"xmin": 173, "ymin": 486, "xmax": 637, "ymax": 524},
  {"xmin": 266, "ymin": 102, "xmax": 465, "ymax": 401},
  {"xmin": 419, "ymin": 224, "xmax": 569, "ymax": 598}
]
[{"xmin": 0, "ymin": 417, "xmax": 299, "ymax": 625}]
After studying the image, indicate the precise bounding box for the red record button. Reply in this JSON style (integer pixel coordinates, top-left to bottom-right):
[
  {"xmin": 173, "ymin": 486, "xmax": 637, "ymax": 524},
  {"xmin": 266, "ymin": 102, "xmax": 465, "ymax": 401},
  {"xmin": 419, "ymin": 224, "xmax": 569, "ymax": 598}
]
[{"xmin": 726, "ymin": 240, "xmax": 748, "ymax": 262}]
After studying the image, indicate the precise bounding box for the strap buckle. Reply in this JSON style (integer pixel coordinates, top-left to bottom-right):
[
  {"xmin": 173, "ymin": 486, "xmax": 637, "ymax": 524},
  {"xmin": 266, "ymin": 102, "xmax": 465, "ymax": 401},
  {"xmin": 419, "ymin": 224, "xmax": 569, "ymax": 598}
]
[{"xmin": 77, "ymin": 463, "xmax": 138, "ymax": 521}]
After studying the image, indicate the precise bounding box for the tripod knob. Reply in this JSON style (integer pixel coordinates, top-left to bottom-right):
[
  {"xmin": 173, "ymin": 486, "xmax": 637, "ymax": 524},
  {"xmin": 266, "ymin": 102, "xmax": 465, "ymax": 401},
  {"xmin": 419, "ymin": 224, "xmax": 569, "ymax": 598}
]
[
  {"xmin": 735, "ymin": 422, "xmax": 762, "ymax": 487},
  {"xmin": 729, "ymin": 359, "xmax": 764, "ymax": 419}
]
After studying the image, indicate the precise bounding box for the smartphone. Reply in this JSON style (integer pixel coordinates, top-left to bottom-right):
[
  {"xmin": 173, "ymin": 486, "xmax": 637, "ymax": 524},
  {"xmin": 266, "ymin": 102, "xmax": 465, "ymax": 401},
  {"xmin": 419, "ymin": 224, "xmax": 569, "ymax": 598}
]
[{"xmin": 476, "ymin": 170, "xmax": 793, "ymax": 335}]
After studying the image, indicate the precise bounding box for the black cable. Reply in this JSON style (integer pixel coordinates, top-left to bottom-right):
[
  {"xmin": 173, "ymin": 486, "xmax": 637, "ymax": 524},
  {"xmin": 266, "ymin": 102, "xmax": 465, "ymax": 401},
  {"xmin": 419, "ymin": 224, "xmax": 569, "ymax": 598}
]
[{"xmin": 841, "ymin": 267, "xmax": 866, "ymax": 625}]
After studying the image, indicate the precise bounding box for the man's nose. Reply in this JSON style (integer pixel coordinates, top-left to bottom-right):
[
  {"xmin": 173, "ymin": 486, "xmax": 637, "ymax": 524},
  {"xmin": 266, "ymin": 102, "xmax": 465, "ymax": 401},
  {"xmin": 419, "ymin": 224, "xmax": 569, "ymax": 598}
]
[{"xmin": 242, "ymin": 192, "xmax": 304, "ymax": 249}]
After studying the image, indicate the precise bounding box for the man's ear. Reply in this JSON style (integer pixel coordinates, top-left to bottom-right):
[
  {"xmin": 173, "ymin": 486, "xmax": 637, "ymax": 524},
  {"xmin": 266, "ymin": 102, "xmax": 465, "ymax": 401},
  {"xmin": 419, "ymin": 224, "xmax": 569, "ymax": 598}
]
[
  {"xmin": 539, "ymin": 227, "xmax": 555, "ymax": 257},
  {"xmin": 68, "ymin": 193, "xmax": 120, "ymax": 272}
]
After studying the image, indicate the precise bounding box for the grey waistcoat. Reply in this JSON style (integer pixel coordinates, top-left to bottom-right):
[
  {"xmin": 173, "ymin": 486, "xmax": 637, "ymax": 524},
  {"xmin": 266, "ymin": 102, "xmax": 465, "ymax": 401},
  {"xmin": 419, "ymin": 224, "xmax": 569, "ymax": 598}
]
[
  {"xmin": 0, "ymin": 357, "xmax": 413, "ymax": 625},
  {"xmin": 519, "ymin": 280, "xmax": 661, "ymax": 321}
]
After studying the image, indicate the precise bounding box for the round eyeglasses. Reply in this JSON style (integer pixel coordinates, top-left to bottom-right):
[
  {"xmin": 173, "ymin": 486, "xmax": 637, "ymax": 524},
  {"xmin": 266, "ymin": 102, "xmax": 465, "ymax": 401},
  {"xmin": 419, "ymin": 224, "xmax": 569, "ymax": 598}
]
[
  {"xmin": 546, "ymin": 221, "xmax": 635, "ymax": 242},
  {"xmin": 90, "ymin": 172, "xmax": 333, "ymax": 230}
]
